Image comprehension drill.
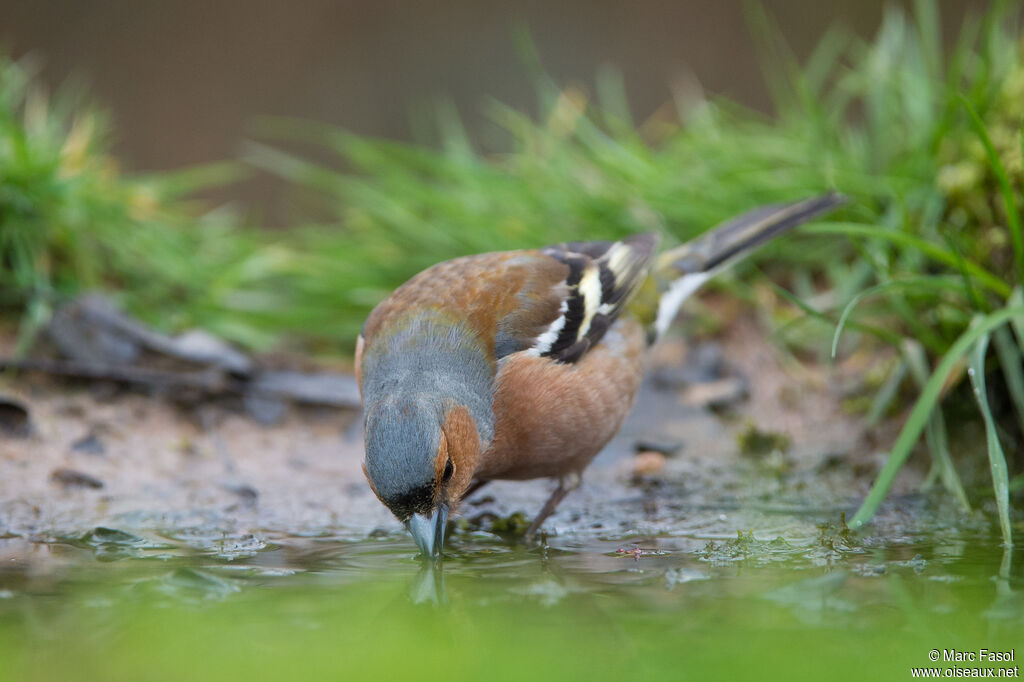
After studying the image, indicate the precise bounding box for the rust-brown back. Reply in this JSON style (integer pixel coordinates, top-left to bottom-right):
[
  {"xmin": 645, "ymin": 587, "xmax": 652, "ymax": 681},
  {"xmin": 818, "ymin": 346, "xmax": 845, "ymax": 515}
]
[{"xmin": 360, "ymin": 250, "xmax": 569, "ymax": 361}]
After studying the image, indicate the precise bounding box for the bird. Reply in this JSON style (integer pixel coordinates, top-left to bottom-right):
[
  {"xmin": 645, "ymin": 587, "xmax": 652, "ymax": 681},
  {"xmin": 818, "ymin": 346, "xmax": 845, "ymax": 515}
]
[{"xmin": 355, "ymin": 194, "xmax": 844, "ymax": 557}]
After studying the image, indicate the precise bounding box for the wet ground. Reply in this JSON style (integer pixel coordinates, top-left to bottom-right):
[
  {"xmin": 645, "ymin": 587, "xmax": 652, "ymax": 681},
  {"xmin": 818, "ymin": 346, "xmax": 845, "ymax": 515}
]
[
  {"xmin": 1, "ymin": 319, "xmax": 1019, "ymax": 680},
  {"xmin": 0, "ymin": 318, "xmax": 889, "ymax": 545}
]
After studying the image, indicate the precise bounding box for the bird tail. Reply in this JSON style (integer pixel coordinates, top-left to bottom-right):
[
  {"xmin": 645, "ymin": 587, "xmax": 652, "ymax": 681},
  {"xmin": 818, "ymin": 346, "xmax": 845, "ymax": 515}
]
[{"xmin": 644, "ymin": 193, "xmax": 845, "ymax": 342}]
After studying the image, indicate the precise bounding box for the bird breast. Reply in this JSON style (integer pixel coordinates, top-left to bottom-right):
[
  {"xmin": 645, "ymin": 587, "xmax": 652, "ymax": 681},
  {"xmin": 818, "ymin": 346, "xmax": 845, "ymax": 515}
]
[{"xmin": 476, "ymin": 317, "xmax": 647, "ymax": 481}]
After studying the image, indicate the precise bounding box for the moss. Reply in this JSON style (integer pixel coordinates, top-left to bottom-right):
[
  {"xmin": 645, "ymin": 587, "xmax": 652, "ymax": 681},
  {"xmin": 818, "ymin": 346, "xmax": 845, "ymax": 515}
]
[
  {"xmin": 816, "ymin": 514, "xmax": 858, "ymax": 552},
  {"xmin": 488, "ymin": 512, "xmax": 531, "ymax": 536},
  {"xmin": 736, "ymin": 422, "xmax": 791, "ymax": 457}
]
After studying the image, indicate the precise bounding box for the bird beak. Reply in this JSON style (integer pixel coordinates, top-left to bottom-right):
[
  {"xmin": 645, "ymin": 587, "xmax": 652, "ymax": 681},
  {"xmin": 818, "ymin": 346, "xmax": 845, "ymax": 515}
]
[{"xmin": 405, "ymin": 503, "xmax": 449, "ymax": 558}]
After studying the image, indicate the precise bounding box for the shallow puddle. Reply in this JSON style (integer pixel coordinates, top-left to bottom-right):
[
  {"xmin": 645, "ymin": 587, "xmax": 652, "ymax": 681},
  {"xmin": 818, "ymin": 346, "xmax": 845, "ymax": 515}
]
[{"xmin": 0, "ymin": 519, "xmax": 1019, "ymax": 682}]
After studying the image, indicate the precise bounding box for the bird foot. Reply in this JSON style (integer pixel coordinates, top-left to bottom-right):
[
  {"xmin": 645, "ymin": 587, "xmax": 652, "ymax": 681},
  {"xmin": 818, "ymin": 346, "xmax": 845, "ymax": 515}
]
[{"xmin": 523, "ymin": 473, "xmax": 582, "ymax": 541}]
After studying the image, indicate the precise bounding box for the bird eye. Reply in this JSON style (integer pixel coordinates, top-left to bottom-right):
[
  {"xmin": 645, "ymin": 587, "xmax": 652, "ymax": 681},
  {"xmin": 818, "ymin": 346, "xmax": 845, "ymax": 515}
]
[{"xmin": 442, "ymin": 458, "xmax": 454, "ymax": 484}]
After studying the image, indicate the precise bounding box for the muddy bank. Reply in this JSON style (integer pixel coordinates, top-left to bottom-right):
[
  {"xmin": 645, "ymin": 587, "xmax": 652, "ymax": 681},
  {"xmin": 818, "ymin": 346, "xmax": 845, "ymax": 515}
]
[{"xmin": 0, "ymin": 318, "xmax": 945, "ymax": 569}]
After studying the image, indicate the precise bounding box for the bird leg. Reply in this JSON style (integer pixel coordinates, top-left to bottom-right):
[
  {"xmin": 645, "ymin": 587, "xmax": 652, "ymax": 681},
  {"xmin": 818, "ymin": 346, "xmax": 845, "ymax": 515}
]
[{"xmin": 524, "ymin": 472, "xmax": 581, "ymax": 541}]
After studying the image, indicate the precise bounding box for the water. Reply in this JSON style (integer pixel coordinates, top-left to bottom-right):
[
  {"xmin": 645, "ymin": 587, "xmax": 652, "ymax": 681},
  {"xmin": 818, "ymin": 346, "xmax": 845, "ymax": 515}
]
[{"xmin": 1, "ymin": 522, "xmax": 1019, "ymax": 681}]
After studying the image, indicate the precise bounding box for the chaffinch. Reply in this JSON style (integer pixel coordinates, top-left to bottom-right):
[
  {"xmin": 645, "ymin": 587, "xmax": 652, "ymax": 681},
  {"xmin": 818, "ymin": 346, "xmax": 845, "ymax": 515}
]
[{"xmin": 356, "ymin": 194, "xmax": 843, "ymax": 556}]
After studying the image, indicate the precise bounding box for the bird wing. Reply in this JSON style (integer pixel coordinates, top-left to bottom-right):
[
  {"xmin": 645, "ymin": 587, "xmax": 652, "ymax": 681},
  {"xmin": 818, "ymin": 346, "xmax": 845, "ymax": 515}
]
[
  {"xmin": 522, "ymin": 233, "xmax": 658, "ymax": 364},
  {"xmin": 358, "ymin": 234, "xmax": 657, "ymax": 369}
]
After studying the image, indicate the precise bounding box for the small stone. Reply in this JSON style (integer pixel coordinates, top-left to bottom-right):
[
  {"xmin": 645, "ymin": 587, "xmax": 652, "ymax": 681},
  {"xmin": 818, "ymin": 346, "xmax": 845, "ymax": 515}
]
[
  {"xmin": 816, "ymin": 452, "xmax": 847, "ymax": 471},
  {"xmin": 632, "ymin": 451, "xmax": 666, "ymax": 477},
  {"xmin": 50, "ymin": 468, "xmax": 104, "ymax": 489},
  {"xmin": 47, "ymin": 296, "xmax": 141, "ymax": 365},
  {"xmin": 71, "ymin": 433, "xmax": 106, "ymax": 456},
  {"xmin": 682, "ymin": 377, "xmax": 748, "ymax": 408},
  {"xmin": 633, "ymin": 438, "xmax": 684, "ymax": 456},
  {"xmin": 651, "ymin": 342, "xmax": 725, "ymax": 389},
  {"xmin": 221, "ymin": 482, "xmax": 259, "ymax": 506},
  {"xmin": 0, "ymin": 396, "xmax": 31, "ymax": 438},
  {"xmin": 249, "ymin": 370, "xmax": 361, "ymax": 409},
  {"xmin": 651, "ymin": 366, "xmax": 709, "ymax": 390},
  {"xmin": 83, "ymin": 527, "xmax": 144, "ymax": 545},
  {"xmin": 243, "ymin": 392, "xmax": 286, "ymax": 425},
  {"xmin": 169, "ymin": 329, "xmax": 251, "ymax": 375}
]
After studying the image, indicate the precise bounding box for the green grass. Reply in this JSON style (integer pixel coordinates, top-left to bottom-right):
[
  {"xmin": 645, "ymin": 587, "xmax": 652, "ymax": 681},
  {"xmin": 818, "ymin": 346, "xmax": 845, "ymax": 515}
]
[
  {"xmin": 1, "ymin": 3, "xmax": 1021, "ymax": 535},
  {"xmin": 0, "ymin": 55, "xmax": 313, "ymax": 351}
]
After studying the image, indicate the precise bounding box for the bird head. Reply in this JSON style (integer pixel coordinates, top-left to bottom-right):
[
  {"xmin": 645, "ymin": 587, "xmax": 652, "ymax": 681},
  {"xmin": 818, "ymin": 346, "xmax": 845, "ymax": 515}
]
[{"xmin": 362, "ymin": 395, "xmax": 480, "ymax": 557}]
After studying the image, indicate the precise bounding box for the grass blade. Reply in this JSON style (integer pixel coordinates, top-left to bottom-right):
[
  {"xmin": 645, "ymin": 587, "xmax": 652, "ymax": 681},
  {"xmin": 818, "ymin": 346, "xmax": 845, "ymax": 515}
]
[
  {"xmin": 866, "ymin": 358, "xmax": 908, "ymax": 427},
  {"xmin": 12, "ymin": 296, "xmax": 51, "ymax": 359},
  {"xmin": 967, "ymin": 331, "xmax": 1014, "ymax": 547},
  {"xmin": 831, "ymin": 277, "xmax": 966, "ymax": 359},
  {"xmin": 806, "ymin": 224, "xmax": 1012, "ymax": 297},
  {"xmin": 913, "ymin": 0, "xmax": 942, "ymax": 82},
  {"xmin": 765, "ymin": 279, "xmax": 903, "ymax": 346},
  {"xmin": 993, "ymin": 326, "xmax": 1024, "ymax": 434},
  {"xmin": 849, "ymin": 306, "xmax": 1024, "ymax": 529},
  {"xmin": 902, "ymin": 339, "xmax": 969, "ymax": 510},
  {"xmin": 1008, "ymin": 287, "xmax": 1024, "ymax": 351}
]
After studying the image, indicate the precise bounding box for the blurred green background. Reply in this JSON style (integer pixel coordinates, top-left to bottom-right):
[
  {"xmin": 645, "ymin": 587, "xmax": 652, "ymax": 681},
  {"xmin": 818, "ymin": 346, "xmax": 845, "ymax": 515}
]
[{"xmin": 0, "ymin": 0, "xmax": 985, "ymax": 221}]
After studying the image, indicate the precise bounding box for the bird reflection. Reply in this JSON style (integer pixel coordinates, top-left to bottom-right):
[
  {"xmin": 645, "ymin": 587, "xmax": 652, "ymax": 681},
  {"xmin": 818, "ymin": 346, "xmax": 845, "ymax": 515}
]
[{"xmin": 409, "ymin": 559, "xmax": 447, "ymax": 606}]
